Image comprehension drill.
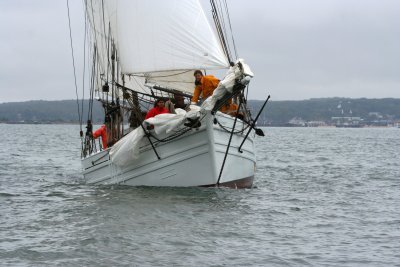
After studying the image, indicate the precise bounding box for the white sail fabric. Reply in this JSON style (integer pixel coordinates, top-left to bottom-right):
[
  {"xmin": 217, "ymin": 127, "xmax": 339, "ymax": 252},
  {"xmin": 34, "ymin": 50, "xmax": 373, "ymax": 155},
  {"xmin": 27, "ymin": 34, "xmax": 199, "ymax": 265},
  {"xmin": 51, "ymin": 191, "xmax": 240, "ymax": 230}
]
[
  {"xmin": 109, "ymin": 126, "xmax": 145, "ymax": 166},
  {"xmin": 125, "ymin": 71, "xmax": 195, "ymax": 94},
  {"xmin": 86, "ymin": 0, "xmax": 229, "ymax": 94},
  {"xmin": 110, "ymin": 106, "xmax": 202, "ymax": 167},
  {"xmin": 119, "ymin": 71, "xmax": 194, "ymax": 97},
  {"xmin": 115, "ymin": 0, "xmax": 229, "ymax": 74},
  {"xmin": 202, "ymin": 59, "xmax": 254, "ymax": 110},
  {"xmin": 110, "ymin": 0, "xmax": 229, "ymax": 73}
]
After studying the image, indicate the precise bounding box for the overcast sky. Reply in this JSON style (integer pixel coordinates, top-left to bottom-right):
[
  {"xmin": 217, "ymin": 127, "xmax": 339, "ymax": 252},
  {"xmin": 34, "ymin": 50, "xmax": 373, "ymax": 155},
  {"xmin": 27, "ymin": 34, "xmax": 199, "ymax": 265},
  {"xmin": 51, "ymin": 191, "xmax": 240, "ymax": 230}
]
[{"xmin": 0, "ymin": 0, "xmax": 399, "ymax": 103}]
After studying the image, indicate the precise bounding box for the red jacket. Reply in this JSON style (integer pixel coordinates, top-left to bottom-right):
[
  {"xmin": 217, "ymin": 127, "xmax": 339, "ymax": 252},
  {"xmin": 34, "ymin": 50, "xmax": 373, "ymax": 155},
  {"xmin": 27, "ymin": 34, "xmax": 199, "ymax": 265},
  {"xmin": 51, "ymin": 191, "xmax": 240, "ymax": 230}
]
[
  {"xmin": 145, "ymin": 107, "xmax": 169, "ymax": 119},
  {"xmin": 93, "ymin": 125, "xmax": 108, "ymax": 149}
]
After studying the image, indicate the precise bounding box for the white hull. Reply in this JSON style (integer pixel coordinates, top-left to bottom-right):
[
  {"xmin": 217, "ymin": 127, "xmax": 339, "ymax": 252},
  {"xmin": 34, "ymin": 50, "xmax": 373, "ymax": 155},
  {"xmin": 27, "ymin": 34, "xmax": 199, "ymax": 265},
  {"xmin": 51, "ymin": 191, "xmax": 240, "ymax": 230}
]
[{"xmin": 82, "ymin": 112, "xmax": 256, "ymax": 188}]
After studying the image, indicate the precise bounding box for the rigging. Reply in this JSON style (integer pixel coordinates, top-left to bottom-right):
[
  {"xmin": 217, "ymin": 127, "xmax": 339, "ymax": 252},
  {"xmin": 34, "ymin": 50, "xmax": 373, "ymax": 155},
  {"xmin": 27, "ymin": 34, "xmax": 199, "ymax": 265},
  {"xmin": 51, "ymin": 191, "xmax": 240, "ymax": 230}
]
[{"xmin": 66, "ymin": 0, "xmax": 82, "ymax": 131}]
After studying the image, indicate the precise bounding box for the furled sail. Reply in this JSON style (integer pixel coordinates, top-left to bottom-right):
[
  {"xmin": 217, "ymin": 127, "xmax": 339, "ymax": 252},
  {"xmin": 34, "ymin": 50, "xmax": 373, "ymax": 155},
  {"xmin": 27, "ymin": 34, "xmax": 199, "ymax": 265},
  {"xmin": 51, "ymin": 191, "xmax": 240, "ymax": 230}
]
[{"xmin": 86, "ymin": 0, "xmax": 230, "ymax": 94}]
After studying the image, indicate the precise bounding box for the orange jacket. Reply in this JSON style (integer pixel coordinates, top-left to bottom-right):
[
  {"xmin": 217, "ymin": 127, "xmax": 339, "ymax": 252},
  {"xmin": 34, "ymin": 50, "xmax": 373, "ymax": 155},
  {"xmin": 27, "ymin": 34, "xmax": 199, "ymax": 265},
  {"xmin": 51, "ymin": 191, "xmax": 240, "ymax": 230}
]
[
  {"xmin": 192, "ymin": 75, "xmax": 220, "ymax": 103},
  {"xmin": 220, "ymin": 101, "xmax": 238, "ymax": 115},
  {"xmin": 93, "ymin": 125, "xmax": 108, "ymax": 149}
]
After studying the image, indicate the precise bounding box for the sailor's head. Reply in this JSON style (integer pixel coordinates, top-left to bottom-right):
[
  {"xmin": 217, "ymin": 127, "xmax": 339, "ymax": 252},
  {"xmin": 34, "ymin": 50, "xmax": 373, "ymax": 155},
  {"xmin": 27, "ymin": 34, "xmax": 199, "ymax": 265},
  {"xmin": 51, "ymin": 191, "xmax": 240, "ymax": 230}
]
[
  {"xmin": 155, "ymin": 98, "xmax": 165, "ymax": 108},
  {"xmin": 194, "ymin": 70, "xmax": 203, "ymax": 85}
]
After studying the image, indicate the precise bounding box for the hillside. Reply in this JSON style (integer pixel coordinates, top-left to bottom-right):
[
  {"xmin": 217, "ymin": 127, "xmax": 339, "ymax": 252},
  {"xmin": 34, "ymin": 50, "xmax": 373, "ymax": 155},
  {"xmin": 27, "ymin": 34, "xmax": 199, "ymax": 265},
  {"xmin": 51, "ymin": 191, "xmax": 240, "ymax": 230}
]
[
  {"xmin": 0, "ymin": 100, "xmax": 104, "ymax": 123},
  {"xmin": 248, "ymin": 98, "xmax": 400, "ymax": 125}
]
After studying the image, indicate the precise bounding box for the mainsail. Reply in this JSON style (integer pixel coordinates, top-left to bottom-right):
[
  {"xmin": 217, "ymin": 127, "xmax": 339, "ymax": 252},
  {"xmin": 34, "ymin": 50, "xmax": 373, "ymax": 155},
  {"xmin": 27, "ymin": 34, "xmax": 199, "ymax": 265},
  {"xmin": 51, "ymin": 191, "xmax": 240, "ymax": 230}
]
[{"xmin": 86, "ymin": 0, "xmax": 230, "ymax": 94}]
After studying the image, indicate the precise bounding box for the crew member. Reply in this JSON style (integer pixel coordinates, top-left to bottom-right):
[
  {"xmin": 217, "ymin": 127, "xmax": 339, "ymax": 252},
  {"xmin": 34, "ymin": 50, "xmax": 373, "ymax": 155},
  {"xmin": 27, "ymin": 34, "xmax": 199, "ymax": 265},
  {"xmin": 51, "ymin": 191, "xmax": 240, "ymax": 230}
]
[
  {"xmin": 191, "ymin": 70, "xmax": 240, "ymax": 117},
  {"xmin": 220, "ymin": 101, "xmax": 238, "ymax": 116},
  {"xmin": 191, "ymin": 70, "xmax": 220, "ymax": 104},
  {"xmin": 92, "ymin": 124, "xmax": 108, "ymax": 149},
  {"xmin": 145, "ymin": 98, "xmax": 169, "ymax": 119},
  {"xmin": 173, "ymin": 94, "xmax": 186, "ymax": 109}
]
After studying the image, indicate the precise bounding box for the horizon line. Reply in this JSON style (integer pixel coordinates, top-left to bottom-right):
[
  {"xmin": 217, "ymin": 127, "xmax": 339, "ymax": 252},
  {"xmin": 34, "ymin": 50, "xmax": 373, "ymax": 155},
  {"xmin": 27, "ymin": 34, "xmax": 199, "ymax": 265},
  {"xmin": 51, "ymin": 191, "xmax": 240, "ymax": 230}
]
[{"xmin": 2, "ymin": 96, "xmax": 400, "ymax": 104}]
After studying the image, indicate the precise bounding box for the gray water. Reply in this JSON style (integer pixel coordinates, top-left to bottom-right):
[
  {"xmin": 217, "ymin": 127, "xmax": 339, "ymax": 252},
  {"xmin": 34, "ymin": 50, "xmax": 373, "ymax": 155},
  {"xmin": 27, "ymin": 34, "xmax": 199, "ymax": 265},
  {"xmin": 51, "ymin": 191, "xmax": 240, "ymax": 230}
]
[{"xmin": 0, "ymin": 124, "xmax": 399, "ymax": 266}]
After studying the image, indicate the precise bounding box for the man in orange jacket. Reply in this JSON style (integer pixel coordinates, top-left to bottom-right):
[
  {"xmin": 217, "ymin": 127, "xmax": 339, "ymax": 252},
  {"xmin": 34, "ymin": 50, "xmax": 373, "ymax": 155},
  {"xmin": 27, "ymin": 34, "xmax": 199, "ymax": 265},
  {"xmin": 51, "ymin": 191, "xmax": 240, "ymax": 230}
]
[{"xmin": 191, "ymin": 70, "xmax": 220, "ymax": 105}]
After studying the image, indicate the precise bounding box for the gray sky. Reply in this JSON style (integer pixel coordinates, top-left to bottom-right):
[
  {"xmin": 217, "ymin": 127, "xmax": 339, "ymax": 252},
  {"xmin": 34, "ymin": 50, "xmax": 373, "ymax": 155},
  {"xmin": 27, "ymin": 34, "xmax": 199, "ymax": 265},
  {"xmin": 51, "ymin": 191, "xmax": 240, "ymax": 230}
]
[{"xmin": 0, "ymin": 0, "xmax": 399, "ymax": 103}]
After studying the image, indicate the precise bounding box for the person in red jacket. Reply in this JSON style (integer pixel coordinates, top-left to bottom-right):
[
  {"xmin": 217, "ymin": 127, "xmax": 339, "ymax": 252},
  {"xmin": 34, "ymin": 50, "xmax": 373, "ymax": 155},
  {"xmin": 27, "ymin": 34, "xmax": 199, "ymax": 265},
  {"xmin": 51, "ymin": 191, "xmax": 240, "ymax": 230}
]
[
  {"xmin": 92, "ymin": 124, "xmax": 108, "ymax": 149},
  {"xmin": 145, "ymin": 98, "xmax": 169, "ymax": 119}
]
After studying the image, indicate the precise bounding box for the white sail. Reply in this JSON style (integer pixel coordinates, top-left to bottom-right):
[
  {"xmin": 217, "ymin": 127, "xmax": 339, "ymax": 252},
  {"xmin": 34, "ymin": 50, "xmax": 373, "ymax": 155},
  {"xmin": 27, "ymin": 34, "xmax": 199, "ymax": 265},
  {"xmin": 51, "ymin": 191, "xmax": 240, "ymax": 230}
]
[
  {"xmin": 87, "ymin": 0, "xmax": 229, "ymax": 72},
  {"xmin": 86, "ymin": 0, "xmax": 229, "ymax": 94},
  {"xmin": 114, "ymin": 0, "xmax": 229, "ymax": 74}
]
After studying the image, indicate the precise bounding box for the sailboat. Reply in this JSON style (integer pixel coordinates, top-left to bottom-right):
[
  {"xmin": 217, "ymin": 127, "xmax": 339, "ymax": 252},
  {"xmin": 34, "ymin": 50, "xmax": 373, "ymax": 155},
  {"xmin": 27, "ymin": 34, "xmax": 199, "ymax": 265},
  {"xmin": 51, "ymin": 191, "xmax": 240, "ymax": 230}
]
[{"xmin": 70, "ymin": 0, "xmax": 266, "ymax": 188}]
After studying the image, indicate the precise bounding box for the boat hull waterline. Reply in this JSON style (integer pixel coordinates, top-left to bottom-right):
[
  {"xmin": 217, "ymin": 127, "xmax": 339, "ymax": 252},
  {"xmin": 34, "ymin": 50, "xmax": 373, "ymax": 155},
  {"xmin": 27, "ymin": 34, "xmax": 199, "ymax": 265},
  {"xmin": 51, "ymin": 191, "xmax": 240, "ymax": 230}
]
[{"xmin": 82, "ymin": 112, "xmax": 256, "ymax": 189}]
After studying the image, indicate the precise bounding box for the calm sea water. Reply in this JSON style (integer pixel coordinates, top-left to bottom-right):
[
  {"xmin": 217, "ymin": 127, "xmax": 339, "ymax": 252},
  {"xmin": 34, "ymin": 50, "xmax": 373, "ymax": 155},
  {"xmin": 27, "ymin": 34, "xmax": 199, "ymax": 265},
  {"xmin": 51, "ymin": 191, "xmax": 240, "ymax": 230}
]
[{"xmin": 0, "ymin": 124, "xmax": 399, "ymax": 266}]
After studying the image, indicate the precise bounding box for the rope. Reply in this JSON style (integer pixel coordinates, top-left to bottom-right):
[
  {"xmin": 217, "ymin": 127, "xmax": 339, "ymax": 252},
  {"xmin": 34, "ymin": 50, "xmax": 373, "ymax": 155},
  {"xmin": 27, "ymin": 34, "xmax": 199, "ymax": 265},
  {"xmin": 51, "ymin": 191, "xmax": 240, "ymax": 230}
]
[
  {"xmin": 223, "ymin": 0, "xmax": 238, "ymax": 59},
  {"xmin": 89, "ymin": 45, "xmax": 97, "ymax": 121},
  {"xmin": 214, "ymin": 116, "xmax": 250, "ymax": 134},
  {"xmin": 66, "ymin": 0, "xmax": 82, "ymax": 130},
  {"xmin": 101, "ymin": 0, "xmax": 109, "ymax": 84},
  {"xmin": 148, "ymin": 127, "xmax": 192, "ymax": 143},
  {"xmin": 210, "ymin": 0, "xmax": 232, "ymax": 63},
  {"xmin": 127, "ymin": 70, "xmax": 192, "ymax": 78},
  {"xmin": 80, "ymin": 3, "xmax": 87, "ymax": 127},
  {"xmin": 216, "ymin": 0, "xmax": 232, "ymax": 58},
  {"xmin": 148, "ymin": 79, "xmax": 193, "ymax": 84},
  {"xmin": 87, "ymin": 0, "xmax": 106, "ymax": 78},
  {"xmin": 147, "ymin": 113, "xmax": 207, "ymax": 143}
]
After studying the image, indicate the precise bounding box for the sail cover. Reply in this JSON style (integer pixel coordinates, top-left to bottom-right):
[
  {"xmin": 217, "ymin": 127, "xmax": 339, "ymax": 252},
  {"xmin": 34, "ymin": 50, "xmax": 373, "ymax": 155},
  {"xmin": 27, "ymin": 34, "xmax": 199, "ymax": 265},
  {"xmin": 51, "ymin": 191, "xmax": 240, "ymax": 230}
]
[{"xmin": 104, "ymin": 0, "xmax": 229, "ymax": 74}]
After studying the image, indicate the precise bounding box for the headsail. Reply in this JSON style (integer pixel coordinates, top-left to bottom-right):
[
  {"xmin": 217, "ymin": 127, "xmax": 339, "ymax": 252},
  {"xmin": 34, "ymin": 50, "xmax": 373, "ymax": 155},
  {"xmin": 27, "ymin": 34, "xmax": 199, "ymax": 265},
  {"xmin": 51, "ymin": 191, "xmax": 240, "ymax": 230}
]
[
  {"xmin": 115, "ymin": 0, "xmax": 229, "ymax": 74},
  {"xmin": 86, "ymin": 0, "xmax": 229, "ymax": 94}
]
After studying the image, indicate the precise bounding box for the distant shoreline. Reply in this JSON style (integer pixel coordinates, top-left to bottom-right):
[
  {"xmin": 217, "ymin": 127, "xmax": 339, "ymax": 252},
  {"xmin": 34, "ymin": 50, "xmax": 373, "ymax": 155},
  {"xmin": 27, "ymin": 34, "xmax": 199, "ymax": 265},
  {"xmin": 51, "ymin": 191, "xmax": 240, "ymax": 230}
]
[
  {"xmin": 1, "ymin": 98, "xmax": 399, "ymax": 127},
  {"xmin": 1, "ymin": 122, "xmax": 398, "ymax": 128}
]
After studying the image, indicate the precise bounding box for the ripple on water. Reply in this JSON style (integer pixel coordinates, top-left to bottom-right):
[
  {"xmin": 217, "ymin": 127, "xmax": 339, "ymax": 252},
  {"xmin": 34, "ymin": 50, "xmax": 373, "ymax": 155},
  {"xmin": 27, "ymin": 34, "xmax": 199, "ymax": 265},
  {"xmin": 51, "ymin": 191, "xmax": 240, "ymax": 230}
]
[{"xmin": 1, "ymin": 125, "xmax": 400, "ymax": 266}]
